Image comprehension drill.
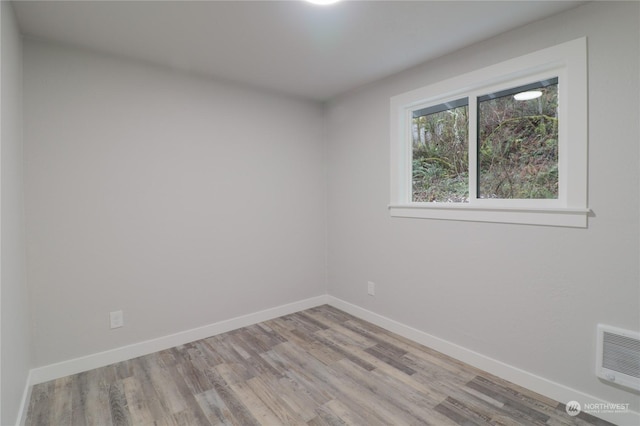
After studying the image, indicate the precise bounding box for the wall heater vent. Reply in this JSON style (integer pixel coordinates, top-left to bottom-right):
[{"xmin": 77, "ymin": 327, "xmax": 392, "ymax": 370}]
[{"xmin": 596, "ymin": 324, "xmax": 640, "ymax": 391}]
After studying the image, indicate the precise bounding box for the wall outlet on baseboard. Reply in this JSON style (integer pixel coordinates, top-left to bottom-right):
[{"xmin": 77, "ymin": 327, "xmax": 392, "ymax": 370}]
[
  {"xmin": 367, "ymin": 281, "xmax": 376, "ymax": 296},
  {"xmin": 110, "ymin": 310, "xmax": 124, "ymax": 329}
]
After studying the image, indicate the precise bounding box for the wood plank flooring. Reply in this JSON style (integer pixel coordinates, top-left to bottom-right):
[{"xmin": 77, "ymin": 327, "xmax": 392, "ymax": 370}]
[{"xmin": 25, "ymin": 305, "xmax": 614, "ymax": 425}]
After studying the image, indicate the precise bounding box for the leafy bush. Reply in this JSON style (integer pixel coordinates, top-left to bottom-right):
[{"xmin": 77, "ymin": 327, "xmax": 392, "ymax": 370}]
[
  {"xmin": 478, "ymin": 87, "xmax": 558, "ymax": 199},
  {"xmin": 412, "ymin": 106, "xmax": 468, "ymax": 202},
  {"xmin": 412, "ymin": 83, "xmax": 558, "ymax": 202}
]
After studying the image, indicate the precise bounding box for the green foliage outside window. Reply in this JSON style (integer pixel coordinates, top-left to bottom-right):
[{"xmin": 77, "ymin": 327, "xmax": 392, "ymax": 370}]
[
  {"xmin": 478, "ymin": 83, "xmax": 558, "ymax": 199},
  {"xmin": 412, "ymin": 105, "xmax": 468, "ymax": 202},
  {"xmin": 411, "ymin": 81, "xmax": 558, "ymax": 202}
]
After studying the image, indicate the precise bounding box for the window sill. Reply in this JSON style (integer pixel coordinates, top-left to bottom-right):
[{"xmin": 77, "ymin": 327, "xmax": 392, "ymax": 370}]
[{"xmin": 388, "ymin": 204, "xmax": 590, "ymax": 228}]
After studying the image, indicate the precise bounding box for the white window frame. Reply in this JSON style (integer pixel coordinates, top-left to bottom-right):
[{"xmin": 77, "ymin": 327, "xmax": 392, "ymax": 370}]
[{"xmin": 390, "ymin": 38, "xmax": 589, "ymax": 227}]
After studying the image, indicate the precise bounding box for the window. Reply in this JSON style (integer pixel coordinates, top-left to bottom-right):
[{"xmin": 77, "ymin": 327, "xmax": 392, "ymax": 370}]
[
  {"xmin": 390, "ymin": 38, "xmax": 588, "ymax": 227},
  {"xmin": 412, "ymin": 98, "xmax": 469, "ymax": 202},
  {"xmin": 477, "ymin": 78, "xmax": 558, "ymax": 200}
]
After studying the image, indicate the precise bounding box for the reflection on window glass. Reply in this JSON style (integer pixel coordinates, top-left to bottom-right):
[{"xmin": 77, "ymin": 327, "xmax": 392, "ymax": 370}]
[
  {"xmin": 478, "ymin": 78, "xmax": 559, "ymax": 199},
  {"xmin": 412, "ymin": 98, "xmax": 469, "ymax": 202}
]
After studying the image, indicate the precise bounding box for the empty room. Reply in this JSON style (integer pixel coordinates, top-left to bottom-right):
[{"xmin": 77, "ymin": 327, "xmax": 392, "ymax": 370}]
[{"xmin": 2, "ymin": 0, "xmax": 639, "ymax": 425}]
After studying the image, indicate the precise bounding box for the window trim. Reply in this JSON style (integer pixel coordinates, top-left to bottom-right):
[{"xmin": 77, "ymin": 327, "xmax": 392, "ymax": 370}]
[{"xmin": 389, "ymin": 38, "xmax": 589, "ymax": 227}]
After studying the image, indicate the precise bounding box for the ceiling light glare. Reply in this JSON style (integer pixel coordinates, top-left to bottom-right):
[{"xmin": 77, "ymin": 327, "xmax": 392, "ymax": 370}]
[
  {"xmin": 305, "ymin": 0, "xmax": 342, "ymax": 5},
  {"xmin": 514, "ymin": 91, "xmax": 543, "ymax": 101}
]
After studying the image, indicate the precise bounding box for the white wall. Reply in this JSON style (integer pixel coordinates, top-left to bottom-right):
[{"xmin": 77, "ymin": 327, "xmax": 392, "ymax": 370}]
[
  {"xmin": 23, "ymin": 40, "xmax": 327, "ymax": 367},
  {"xmin": 326, "ymin": 0, "xmax": 640, "ymax": 416},
  {"xmin": 1, "ymin": 2, "xmax": 31, "ymax": 425}
]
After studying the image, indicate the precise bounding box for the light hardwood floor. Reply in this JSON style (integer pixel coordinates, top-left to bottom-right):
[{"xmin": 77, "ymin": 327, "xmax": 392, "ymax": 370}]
[{"xmin": 26, "ymin": 305, "xmax": 614, "ymax": 425}]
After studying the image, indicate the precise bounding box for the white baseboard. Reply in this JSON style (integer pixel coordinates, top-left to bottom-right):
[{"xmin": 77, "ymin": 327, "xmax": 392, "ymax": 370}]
[
  {"xmin": 28, "ymin": 295, "xmax": 329, "ymax": 387},
  {"xmin": 326, "ymin": 296, "xmax": 640, "ymax": 426}
]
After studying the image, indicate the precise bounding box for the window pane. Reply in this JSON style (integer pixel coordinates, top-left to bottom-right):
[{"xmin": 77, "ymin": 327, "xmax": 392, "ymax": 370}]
[
  {"xmin": 478, "ymin": 79, "xmax": 559, "ymax": 199},
  {"xmin": 412, "ymin": 99, "xmax": 468, "ymax": 202}
]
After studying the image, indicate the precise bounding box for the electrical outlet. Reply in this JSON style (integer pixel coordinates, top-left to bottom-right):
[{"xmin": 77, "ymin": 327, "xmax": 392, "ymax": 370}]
[
  {"xmin": 110, "ymin": 310, "xmax": 124, "ymax": 329},
  {"xmin": 367, "ymin": 281, "xmax": 376, "ymax": 296}
]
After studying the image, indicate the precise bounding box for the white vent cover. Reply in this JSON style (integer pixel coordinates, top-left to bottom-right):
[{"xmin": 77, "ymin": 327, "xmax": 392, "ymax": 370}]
[{"xmin": 596, "ymin": 324, "xmax": 640, "ymax": 391}]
